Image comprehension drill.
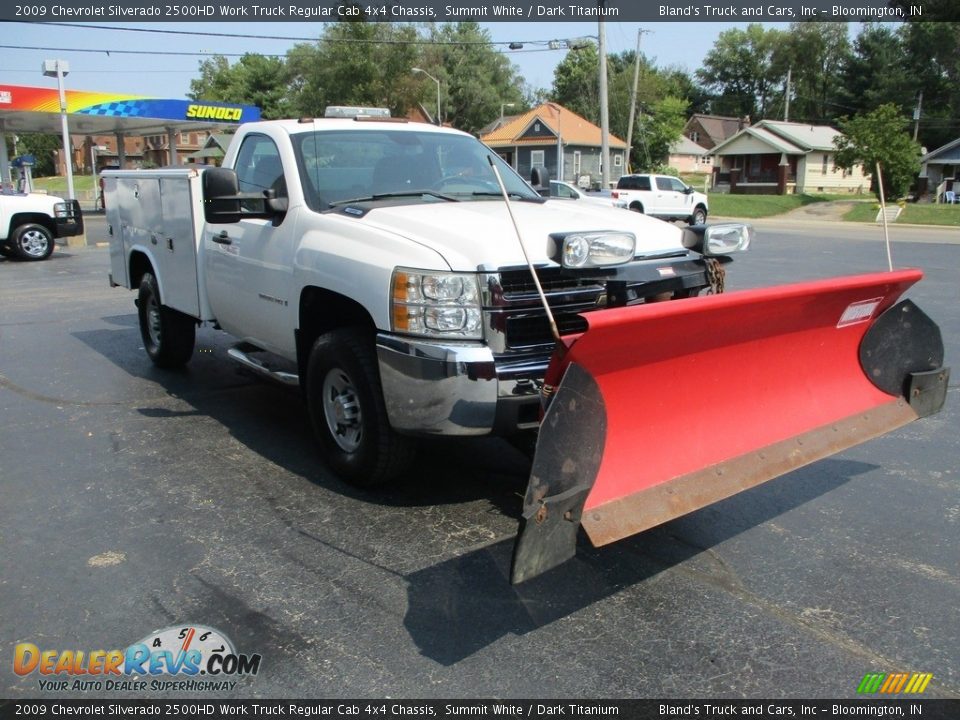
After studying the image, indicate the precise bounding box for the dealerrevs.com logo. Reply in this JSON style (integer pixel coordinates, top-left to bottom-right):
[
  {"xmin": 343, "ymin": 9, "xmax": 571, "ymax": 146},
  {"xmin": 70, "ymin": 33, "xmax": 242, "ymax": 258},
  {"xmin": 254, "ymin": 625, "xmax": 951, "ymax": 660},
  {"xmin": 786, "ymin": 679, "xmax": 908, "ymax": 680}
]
[{"xmin": 14, "ymin": 625, "xmax": 261, "ymax": 692}]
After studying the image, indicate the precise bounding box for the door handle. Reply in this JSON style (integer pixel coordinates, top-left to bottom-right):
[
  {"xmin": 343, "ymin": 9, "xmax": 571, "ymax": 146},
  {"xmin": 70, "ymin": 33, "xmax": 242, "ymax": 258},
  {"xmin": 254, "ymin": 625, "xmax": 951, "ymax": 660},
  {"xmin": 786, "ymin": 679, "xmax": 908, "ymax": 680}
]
[{"xmin": 212, "ymin": 230, "xmax": 232, "ymax": 245}]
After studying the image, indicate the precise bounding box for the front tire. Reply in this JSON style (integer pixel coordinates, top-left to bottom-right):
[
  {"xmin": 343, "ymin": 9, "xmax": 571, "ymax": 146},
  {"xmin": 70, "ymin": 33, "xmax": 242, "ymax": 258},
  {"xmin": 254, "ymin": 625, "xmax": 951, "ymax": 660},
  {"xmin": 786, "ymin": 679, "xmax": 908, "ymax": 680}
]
[
  {"xmin": 11, "ymin": 223, "xmax": 55, "ymax": 261},
  {"xmin": 137, "ymin": 272, "xmax": 195, "ymax": 368},
  {"xmin": 688, "ymin": 206, "xmax": 708, "ymax": 225},
  {"xmin": 306, "ymin": 328, "xmax": 416, "ymax": 488}
]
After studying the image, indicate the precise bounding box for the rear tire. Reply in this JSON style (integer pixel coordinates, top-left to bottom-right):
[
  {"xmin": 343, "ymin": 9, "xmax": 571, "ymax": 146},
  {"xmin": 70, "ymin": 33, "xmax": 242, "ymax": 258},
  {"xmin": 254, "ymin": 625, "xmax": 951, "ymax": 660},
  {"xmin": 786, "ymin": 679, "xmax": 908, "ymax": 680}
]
[
  {"xmin": 137, "ymin": 272, "xmax": 196, "ymax": 368},
  {"xmin": 11, "ymin": 223, "xmax": 55, "ymax": 261},
  {"xmin": 630, "ymin": 202, "xmax": 645, "ymax": 214},
  {"xmin": 306, "ymin": 327, "xmax": 416, "ymax": 488}
]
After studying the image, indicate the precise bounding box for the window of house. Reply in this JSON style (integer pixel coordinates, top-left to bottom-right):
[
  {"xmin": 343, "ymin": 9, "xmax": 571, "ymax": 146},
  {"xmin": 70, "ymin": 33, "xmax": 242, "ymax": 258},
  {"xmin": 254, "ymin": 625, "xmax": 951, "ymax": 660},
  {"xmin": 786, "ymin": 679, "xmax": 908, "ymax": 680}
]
[
  {"xmin": 822, "ymin": 154, "xmax": 829, "ymax": 175},
  {"xmin": 530, "ymin": 149, "xmax": 545, "ymax": 168},
  {"xmin": 690, "ymin": 131, "xmax": 699, "ymax": 143},
  {"xmin": 573, "ymin": 150, "xmax": 581, "ymax": 176},
  {"xmin": 613, "ymin": 154, "xmax": 622, "ymax": 167}
]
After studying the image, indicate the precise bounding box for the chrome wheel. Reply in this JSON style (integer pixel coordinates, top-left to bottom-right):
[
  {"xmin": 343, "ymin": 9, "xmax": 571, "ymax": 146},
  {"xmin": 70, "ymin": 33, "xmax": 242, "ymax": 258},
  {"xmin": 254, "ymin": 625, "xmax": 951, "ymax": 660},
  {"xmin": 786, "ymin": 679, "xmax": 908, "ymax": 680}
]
[
  {"xmin": 322, "ymin": 368, "xmax": 363, "ymax": 452},
  {"xmin": 12, "ymin": 224, "xmax": 55, "ymax": 260},
  {"xmin": 19, "ymin": 228, "xmax": 50, "ymax": 257}
]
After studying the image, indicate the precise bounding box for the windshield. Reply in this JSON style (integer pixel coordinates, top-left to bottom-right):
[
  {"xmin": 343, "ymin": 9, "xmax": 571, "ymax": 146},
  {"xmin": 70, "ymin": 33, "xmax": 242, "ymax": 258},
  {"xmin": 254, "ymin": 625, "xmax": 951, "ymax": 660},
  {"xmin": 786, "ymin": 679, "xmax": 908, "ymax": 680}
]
[{"xmin": 291, "ymin": 128, "xmax": 540, "ymax": 211}]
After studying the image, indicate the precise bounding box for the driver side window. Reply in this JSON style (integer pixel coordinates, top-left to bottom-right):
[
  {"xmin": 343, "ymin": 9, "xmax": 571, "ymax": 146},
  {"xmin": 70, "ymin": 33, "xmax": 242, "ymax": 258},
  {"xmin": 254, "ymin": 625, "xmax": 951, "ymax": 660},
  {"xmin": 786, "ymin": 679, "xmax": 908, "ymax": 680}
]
[{"xmin": 234, "ymin": 135, "xmax": 287, "ymax": 211}]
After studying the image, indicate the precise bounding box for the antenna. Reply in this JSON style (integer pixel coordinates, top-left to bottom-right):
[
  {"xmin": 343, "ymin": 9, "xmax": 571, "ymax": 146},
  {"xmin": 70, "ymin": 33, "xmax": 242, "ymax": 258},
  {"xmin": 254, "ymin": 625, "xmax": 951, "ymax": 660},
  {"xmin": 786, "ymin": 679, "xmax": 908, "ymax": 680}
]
[{"xmin": 486, "ymin": 156, "xmax": 561, "ymax": 342}]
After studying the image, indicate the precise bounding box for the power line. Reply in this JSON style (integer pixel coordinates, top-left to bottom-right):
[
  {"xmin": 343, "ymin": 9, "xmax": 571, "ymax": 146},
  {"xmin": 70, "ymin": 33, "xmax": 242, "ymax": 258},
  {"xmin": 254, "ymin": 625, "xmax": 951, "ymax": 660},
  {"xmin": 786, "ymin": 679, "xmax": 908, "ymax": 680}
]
[{"xmin": 17, "ymin": 21, "xmax": 561, "ymax": 48}]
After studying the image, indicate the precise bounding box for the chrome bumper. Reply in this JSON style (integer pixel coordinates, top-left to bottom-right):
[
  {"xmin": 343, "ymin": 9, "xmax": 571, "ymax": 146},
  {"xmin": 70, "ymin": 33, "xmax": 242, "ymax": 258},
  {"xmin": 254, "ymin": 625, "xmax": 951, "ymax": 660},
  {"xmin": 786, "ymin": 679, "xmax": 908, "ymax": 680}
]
[{"xmin": 376, "ymin": 334, "xmax": 545, "ymax": 436}]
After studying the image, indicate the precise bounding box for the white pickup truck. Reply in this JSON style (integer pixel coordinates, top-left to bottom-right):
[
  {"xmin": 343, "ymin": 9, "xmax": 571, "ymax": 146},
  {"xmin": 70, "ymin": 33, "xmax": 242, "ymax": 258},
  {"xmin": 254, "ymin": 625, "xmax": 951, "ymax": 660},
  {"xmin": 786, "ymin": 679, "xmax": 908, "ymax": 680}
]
[
  {"xmin": 0, "ymin": 191, "xmax": 83, "ymax": 260},
  {"xmin": 612, "ymin": 173, "xmax": 709, "ymax": 225},
  {"xmin": 103, "ymin": 112, "xmax": 750, "ymax": 486}
]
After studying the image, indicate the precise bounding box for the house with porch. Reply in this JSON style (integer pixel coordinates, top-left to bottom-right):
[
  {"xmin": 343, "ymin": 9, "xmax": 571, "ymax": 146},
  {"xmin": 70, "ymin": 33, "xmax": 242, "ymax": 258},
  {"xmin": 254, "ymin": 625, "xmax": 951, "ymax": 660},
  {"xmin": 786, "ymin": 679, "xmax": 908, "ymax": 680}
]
[
  {"xmin": 709, "ymin": 120, "xmax": 869, "ymax": 195},
  {"xmin": 919, "ymin": 138, "xmax": 960, "ymax": 203},
  {"xmin": 480, "ymin": 103, "xmax": 627, "ymax": 188}
]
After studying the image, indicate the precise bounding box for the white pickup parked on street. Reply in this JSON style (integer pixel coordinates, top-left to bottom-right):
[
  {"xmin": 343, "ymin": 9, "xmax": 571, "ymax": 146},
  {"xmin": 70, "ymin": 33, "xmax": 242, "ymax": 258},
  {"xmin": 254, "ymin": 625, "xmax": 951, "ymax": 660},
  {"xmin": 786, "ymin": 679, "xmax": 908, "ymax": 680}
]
[
  {"xmin": 0, "ymin": 191, "xmax": 83, "ymax": 261},
  {"xmin": 103, "ymin": 112, "xmax": 750, "ymax": 486},
  {"xmin": 612, "ymin": 173, "xmax": 709, "ymax": 225}
]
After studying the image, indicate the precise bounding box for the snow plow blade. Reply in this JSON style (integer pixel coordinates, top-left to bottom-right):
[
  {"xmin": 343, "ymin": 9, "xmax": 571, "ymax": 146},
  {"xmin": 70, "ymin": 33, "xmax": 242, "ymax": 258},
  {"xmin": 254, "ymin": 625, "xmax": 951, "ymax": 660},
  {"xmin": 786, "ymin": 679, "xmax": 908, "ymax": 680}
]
[{"xmin": 511, "ymin": 269, "xmax": 948, "ymax": 584}]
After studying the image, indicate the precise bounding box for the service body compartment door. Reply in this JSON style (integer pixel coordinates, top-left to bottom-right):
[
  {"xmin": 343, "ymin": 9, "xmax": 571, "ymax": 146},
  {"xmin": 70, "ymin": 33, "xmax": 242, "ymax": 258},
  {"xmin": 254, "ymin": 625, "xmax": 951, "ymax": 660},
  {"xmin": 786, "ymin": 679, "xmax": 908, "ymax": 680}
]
[
  {"xmin": 103, "ymin": 176, "xmax": 128, "ymax": 288},
  {"xmin": 157, "ymin": 178, "xmax": 200, "ymax": 317}
]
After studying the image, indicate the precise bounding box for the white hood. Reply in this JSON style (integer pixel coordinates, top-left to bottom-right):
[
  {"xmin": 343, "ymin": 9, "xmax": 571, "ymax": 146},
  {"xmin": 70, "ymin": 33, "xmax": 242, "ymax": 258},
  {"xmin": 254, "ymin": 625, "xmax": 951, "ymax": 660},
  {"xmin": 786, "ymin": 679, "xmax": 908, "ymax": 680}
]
[{"xmin": 354, "ymin": 199, "xmax": 685, "ymax": 271}]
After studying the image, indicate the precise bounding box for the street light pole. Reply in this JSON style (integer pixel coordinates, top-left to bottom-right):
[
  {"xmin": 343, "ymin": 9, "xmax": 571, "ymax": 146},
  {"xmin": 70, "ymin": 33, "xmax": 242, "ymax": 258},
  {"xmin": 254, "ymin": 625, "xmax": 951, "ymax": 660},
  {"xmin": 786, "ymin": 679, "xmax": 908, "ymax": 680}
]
[
  {"xmin": 43, "ymin": 59, "xmax": 75, "ymax": 201},
  {"xmin": 412, "ymin": 68, "xmax": 441, "ymax": 126}
]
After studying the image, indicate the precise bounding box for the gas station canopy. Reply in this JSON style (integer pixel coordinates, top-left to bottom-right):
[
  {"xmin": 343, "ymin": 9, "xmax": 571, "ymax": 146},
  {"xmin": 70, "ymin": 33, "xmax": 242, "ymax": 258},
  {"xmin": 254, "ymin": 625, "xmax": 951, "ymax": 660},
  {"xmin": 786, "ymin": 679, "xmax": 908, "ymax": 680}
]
[{"xmin": 0, "ymin": 84, "xmax": 260, "ymax": 136}]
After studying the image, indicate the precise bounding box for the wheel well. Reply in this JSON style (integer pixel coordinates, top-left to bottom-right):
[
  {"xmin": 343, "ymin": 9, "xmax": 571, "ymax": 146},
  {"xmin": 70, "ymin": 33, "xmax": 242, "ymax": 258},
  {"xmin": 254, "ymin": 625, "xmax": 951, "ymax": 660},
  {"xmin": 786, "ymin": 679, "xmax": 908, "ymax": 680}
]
[
  {"xmin": 695, "ymin": 203, "xmax": 707, "ymax": 213},
  {"xmin": 128, "ymin": 251, "xmax": 154, "ymax": 289},
  {"xmin": 9, "ymin": 213, "xmax": 56, "ymax": 238},
  {"xmin": 630, "ymin": 201, "xmax": 644, "ymax": 212},
  {"xmin": 297, "ymin": 287, "xmax": 376, "ymax": 380}
]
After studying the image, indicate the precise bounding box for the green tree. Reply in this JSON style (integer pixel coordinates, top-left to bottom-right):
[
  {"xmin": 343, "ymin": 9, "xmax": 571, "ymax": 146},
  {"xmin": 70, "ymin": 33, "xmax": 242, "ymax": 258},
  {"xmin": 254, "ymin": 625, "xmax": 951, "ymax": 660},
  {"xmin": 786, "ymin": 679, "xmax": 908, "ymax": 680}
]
[
  {"xmin": 775, "ymin": 22, "xmax": 851, "ymax": 124},
  {"xmin": 550, "ymin": 43, "xmax": 600, "ymax": 122},
  {"xmin": 190, "ymin": 54, "xmax": 292, "ymax": 119},
  {"xmin": 286, "ymin": 22, "xmax": 422, "ymax": 119},
  {"xmin": 697, "ymin": 24, "xmax": 785, "ymax": 119},
  {"xmin": 15, "ymin": 134, "xmax": 62, "ymax": 177},
  {"xmin": 633, "ymin": 96, "xmax": 689, "ymax": 170},
  {"xmin": 839, "ymin": 24, "xmax": 913, "ymax": 117},
  {"xmin": 834, "ymin": 104, "xmax": 921, "ymax": 199},
  {"xmin": 421, "ymin": 22, "xmax": 527, "ymax": 133}
]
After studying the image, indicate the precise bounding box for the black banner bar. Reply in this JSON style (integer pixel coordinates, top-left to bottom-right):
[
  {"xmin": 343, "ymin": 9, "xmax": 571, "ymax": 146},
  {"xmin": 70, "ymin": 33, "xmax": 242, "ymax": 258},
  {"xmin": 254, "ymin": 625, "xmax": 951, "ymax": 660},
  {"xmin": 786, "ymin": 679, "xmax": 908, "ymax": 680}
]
[
  {"xmin": 0, "ymin": 1, "xmax": 936, "ymax": 24},
  {"xmin": 1, "ymin": 699, "xmax": 959, "ymax": 720}
]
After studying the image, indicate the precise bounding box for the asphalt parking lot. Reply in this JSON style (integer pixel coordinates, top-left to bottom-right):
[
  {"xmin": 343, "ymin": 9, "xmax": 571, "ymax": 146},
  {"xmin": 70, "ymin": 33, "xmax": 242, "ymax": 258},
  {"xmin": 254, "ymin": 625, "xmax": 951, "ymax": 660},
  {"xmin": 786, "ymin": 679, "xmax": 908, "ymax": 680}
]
[{"xmin": 1, "ymin": 219, "xmax": 958, "ymax": 699}]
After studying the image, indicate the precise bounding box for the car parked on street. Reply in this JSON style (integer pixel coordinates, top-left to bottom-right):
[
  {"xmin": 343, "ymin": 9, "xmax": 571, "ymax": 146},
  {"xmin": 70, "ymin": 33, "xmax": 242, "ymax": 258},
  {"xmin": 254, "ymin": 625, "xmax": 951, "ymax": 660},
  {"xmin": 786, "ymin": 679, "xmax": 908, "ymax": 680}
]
[{"xmin": 544, "ymin": 180, "xmax": 628, "ymax": 210}]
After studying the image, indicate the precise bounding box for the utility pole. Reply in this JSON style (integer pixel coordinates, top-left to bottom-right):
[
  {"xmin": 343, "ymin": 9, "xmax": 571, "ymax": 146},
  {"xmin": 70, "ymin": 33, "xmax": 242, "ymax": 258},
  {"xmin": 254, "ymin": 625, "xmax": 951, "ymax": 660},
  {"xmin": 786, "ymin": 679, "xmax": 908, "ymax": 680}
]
[
  {"xmin": 598, "ymin": 15, "xmax": 611, "ymax": 189},
  {"xmin": 913, "ymin": 91, "xmax": 923, "ymax": 142},
  {"xmin": 624, "ymin": 28, "xmax": 650, "ymax": 174},
  {"xmin": 784, "ymin": 67, "xmax": 791, "ymax": 122}
]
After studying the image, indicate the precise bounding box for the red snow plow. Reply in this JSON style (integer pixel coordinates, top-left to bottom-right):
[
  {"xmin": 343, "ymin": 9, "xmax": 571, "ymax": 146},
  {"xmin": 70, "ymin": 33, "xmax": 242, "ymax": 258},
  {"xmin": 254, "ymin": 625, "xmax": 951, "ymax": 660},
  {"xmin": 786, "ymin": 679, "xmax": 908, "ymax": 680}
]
[{"xmin": 511, "ymin": 268, "xmax": 948, "ymax": 584}]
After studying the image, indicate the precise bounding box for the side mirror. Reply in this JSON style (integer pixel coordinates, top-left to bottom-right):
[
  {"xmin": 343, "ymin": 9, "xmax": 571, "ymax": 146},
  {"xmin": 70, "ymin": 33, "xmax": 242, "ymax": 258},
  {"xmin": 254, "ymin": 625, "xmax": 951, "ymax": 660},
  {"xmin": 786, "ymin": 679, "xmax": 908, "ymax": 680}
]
[
  {"xmin": 683, "ymin": 186, "xmax": 695, "ymax": 195},
  {"xmin": 203, "ymin": 167, "xmax": 242, "ymax": 224},
  {"xmin": 202, "ymin": 167, "xmax": 284, "ymax": 224}
]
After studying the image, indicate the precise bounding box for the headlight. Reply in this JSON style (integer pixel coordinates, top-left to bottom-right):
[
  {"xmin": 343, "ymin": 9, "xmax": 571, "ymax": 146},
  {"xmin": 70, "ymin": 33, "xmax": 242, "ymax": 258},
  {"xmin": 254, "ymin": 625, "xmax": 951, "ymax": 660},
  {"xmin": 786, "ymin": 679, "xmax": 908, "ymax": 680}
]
[
  {"xmin": 682, "ymin": 223, "xmax": 753, "ymax": 256},
  {"xmin": 53, "ymin": 202, "xmax": 72, "ymax": 218},
  {"xmin": 391, "ymin": 268, "xmax": 482, "ymax": 339},
  {"xmin": 551, "ymin": 231, "xmax": 636, "ymax": 268},
  {"xmin": 705, "ymin": 223, "xmax": 753, "ymax": 255}
]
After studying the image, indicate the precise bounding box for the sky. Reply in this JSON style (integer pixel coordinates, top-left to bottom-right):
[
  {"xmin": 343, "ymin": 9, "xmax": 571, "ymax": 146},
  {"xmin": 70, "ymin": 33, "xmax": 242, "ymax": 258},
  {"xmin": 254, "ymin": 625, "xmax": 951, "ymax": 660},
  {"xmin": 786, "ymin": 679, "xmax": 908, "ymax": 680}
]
[{"xmin": 3, "ymin": 21, "xmax": 794, "ymax": 100}]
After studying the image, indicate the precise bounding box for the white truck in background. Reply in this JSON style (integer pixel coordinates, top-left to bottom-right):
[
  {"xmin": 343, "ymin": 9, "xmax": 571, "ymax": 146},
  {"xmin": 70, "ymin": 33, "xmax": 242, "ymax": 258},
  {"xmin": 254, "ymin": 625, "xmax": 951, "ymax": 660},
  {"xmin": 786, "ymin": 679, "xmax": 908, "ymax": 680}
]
[
  {"xmin": 0, "ymin": 192, "xmax": 83, "ymax": 261},
  {"xmin": 612, "ymin": 173, "xmax": 709, "ymax": 225}
]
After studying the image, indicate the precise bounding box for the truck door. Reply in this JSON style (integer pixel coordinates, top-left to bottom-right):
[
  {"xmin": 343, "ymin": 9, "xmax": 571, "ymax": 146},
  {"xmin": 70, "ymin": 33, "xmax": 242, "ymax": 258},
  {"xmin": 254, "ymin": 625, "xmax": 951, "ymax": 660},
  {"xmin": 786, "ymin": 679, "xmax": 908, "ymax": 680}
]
[
  {"xmin": 654, "ymin": 176, "xmax": 682, "ymax": 214},
  {"xmin": 203, "ymin": 133, "xmax": 297, "ymax": 355}
]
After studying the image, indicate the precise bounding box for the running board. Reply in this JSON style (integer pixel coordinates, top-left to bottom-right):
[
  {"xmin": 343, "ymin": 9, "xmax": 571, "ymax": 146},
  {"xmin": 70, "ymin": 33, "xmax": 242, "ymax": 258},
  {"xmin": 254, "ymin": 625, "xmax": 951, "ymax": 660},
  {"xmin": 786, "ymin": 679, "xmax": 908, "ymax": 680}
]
[{"xmin": 227, "ymin": 345, "xmax": 300, "ymax": 387}]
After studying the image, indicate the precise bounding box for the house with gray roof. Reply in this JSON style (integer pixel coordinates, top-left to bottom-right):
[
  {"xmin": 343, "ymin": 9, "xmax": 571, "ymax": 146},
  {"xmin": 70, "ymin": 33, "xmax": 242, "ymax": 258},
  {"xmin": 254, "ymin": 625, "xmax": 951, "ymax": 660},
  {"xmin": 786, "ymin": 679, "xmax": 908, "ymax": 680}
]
[
  {"xmin": 709, "ymin": 120, "xmax": 869, "ymax": 195},
  {"xmin": 682, "ymin": 114, "xmax": 745, "ymax": 151},
  {"xmin": 919, "ymin": 138, "xmax": 959, "ymax": 202},
  {"xmin": 667, "ymin": 135, "xmax": 713, "ymax": 173}
]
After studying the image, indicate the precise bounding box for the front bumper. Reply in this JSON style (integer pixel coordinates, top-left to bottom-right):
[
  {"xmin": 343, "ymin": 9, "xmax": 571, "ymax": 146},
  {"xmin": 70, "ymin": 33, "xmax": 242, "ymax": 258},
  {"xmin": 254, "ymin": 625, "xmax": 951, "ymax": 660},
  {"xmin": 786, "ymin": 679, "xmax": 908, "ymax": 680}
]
[
  {"xmin": 54, "ymin": 200, "xmax": 84, "ymax": 238},
  {"xmin": 376, "ymin": 333, "xmax": 544, "ymax": 436}
]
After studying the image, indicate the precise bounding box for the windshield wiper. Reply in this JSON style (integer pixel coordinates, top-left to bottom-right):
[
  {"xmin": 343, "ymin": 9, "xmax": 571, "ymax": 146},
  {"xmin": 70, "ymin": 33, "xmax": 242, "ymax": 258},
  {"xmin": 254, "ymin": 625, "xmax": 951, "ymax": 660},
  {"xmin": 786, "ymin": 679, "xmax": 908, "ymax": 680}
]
[
  {"xmin": 328, "ymin": 191, "xmax": 459, "ymax": 207},
  {"xmin": 467, "ymin": 191, "xmax": 547, "ymax": 203}
]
